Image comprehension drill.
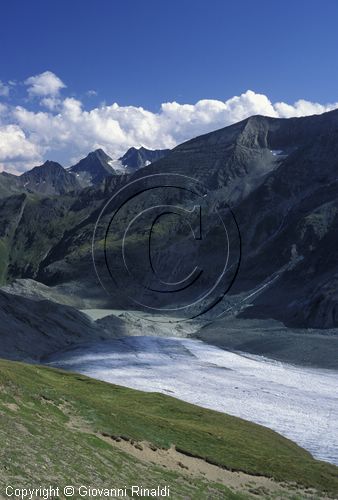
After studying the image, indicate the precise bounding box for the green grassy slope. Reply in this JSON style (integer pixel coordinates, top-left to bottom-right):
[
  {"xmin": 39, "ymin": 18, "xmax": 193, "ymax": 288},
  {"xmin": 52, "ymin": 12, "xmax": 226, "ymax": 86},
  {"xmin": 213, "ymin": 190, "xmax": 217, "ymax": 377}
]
[{"xmin": 0, "ymin": 359, "xmax": 337, "ymax": 499}]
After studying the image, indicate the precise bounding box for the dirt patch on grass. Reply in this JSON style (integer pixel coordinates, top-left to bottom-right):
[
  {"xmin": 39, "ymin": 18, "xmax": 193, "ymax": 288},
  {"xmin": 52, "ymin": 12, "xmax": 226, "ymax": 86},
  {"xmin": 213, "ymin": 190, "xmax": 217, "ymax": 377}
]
[
  {"xmin": 98, "ymin": 433, "xmax": 323, "ymax": 499},
  {"xmin": 54, "ymin": 398, "xmax": 330, "ymax": 498},
  {"xmin": 3, "ymin": 402, "xmax": 19, "ymax": 412}
]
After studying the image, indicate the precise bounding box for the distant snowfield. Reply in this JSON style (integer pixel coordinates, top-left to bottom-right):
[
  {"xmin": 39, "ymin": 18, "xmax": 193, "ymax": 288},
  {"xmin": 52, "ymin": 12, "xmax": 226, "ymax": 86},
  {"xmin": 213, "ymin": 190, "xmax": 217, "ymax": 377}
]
[{"xmin": 46, "ymin": 336, "xmax": 338, "ymax": 465}]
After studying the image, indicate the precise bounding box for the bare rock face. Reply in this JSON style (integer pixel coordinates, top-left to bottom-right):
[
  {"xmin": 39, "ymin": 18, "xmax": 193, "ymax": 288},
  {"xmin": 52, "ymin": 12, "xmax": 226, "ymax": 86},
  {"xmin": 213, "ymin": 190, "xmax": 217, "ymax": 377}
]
[
  {"xmin": 20, "ymin": 161, "xmax": 81, "ymax": 195},
  {"xmin": 118, "ymin": 146, "xmax": 170, "ymax": 172},
  {"xmin": 68, "ymin": 149, "xmax": 116, "ymax": 187}
]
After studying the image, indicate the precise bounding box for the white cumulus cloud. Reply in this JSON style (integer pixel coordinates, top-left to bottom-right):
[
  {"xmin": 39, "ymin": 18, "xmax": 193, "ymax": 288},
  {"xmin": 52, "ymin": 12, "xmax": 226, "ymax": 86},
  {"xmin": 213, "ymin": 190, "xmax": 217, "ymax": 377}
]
[
  {"xmin": 25, "ymin": 71, "xmax": 66, "ymax": 97},
  {"xmin": 0, "ymin": 125, "xmax": 42, "ymax": 173},
  {"xmin": 274, "ymin": 99, "xmax": 337, "ymax": 118}
]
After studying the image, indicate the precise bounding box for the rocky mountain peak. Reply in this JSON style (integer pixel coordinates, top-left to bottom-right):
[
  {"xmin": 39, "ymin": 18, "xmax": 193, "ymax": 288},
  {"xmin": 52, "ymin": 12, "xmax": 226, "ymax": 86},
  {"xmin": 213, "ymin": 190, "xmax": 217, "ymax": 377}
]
[
  {"xmin": 68, "ymin": 148, "xmax": 115, "ymax": 187},
  {"xmin": 118, "ymin": 146, "xmax": 170, "ymax": 171},
  {"xmin": 20, "ymin": 160, "xmax": 80, "ymax": 195}
]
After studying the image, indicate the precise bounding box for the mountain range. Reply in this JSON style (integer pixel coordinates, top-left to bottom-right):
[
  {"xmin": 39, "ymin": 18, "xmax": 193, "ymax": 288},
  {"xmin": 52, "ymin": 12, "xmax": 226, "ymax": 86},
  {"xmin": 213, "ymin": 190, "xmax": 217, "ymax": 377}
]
[
  {"xmin": 0, "ymin": 146, "xmax": 170, "ymax": 195},
  {"xmin": 1, "ymin": 110, "xmax": 338, "ymax": 333}
]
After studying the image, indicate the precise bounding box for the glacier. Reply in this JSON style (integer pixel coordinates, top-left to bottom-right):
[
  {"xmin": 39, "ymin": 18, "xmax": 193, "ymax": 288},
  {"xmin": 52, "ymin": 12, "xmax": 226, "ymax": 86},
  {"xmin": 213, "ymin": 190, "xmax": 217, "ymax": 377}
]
[{"xmin": 46, "ymin": 336, "xmax": 338, "ymax": 465}]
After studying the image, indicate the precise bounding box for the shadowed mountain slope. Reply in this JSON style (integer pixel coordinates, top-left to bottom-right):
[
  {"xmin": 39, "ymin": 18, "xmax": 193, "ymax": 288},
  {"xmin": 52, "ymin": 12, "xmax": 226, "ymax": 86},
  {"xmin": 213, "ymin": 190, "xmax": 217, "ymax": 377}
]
[
  {"xmin": 2, "ymin": 110, "xmax": 338, "ymax": 327},
  {"xmin": 20, "ymin": 160, "xmax": 81, "ymax": 195},
  {"xmin": 68, "ymin": 148, "xmax": 116, "ymax": 186},
  {"xmin": 0, "ymin": 289, "xmax": 120, "ymax": 361},
  {"xmin": 118, "ymin": 146, "xmax": 170, "ymax": 172}
]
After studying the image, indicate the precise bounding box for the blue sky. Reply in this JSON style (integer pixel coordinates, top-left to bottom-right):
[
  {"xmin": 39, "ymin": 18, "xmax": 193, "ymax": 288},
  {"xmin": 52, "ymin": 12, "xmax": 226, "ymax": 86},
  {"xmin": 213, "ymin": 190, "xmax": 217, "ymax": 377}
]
[
  {"xmin": 2, "ymin": 0, "xmax": 338, "ymax": 108},
  {"xmin": 1, "ymin": 0, "xmax": 338, "ymax": 172}
]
